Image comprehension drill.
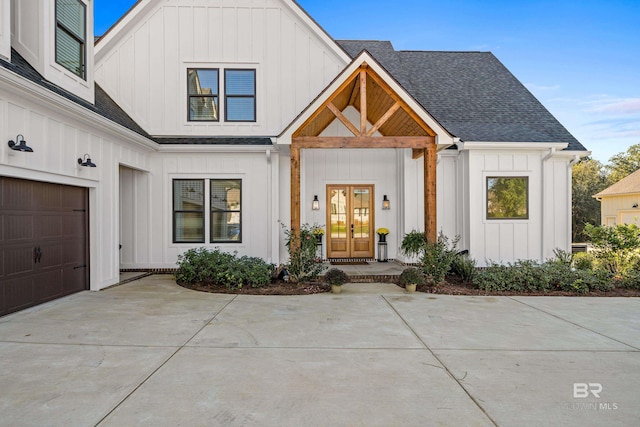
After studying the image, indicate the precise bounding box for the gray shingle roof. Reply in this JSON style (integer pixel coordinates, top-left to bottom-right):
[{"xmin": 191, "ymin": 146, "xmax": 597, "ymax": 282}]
[{"xmin": 337, "ymin": 40, "xmax": 586, "ymax": 151}]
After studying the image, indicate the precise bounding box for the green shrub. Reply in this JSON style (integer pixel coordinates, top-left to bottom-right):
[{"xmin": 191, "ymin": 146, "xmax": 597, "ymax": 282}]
[
  {"xmin": 175, "ymin": 247, "xmax": 274, "ymax": 289},
  {"xmin": 474, "ymin": 259, "xmax": 614, "ymax": 294},
  {"xmin": 618, "ymin": 268, "xmax": 640, "ymax": 290},
  {"xmin": 572, "ymin": 252, "xmax": 594, "ymax": 270},
  {"xmin": 450, "ymin": 253, "xmax": 477, "ymax": 283},
  {"xmin": 421, "ymin": 233, "xmax": 460, "ymax": 284},
  {"xmin": 282, "ymin": 223, "xmax": 325, "ymax": 283},
  {"xmin": 400, "ymin": 230, "xmax": 427, "ymax": 259},
  {"xmin": 399, "ymin": 267, "xmax": 425, "ymax": 286},
  {"xmin": 324, "ymin": 268, "xmax": 349, "ymax": 286}
]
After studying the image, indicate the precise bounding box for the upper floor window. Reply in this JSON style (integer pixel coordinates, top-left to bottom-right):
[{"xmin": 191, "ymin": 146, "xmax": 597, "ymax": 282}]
[
  {"xmin": 225, "ymin": 69, "xmax": 256, "ymax": 122},
  {"xmin": 55, "ymin": 0, "xmax": 86, "ymax": 79},
  {"xmin": 486, "ymin": 177, "xmax": 529, "ymax": 220},
  {"xmin": 188, "ymin": 69, "xmax": 219, "ymax": 121}
]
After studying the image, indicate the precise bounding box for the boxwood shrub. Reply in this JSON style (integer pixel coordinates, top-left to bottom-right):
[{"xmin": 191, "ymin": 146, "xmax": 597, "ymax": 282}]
[{"xmin": 176, "ymin": 247, "xmax": 274, "ymax": 289}]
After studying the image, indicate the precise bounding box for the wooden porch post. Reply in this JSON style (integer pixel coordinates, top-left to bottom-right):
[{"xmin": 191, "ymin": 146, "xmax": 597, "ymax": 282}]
[
  {"xmin": 424, "ymin": 144, "xmax": 437, "ymax": 243},
  {"xmin": 290, "ymin": 146, "xmax": 301, "ymax": 235}
]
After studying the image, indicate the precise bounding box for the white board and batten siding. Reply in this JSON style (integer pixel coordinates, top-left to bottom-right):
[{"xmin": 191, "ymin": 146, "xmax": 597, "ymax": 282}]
[
  {"xmin": 95, "ymin": 0, "xmax": 348, "ymax": 137},
  {"xmin": 465, "ymin": 150, "xmax": 572, "ymax": 266},
  {"xmin": 0, "ymin": 80, "xmax": 153, "ymax": 290}
]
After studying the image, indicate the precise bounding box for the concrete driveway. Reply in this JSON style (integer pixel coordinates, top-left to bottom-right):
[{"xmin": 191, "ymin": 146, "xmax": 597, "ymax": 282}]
[{"xmin": 0, "ymin": 275, "xmax": 638, "ymax": 427}]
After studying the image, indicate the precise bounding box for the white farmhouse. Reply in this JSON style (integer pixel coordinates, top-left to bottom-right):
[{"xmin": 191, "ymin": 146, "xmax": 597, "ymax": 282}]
[{"xmin": 0, "ymin": 0, "xmax": 588, "ymax": 316}]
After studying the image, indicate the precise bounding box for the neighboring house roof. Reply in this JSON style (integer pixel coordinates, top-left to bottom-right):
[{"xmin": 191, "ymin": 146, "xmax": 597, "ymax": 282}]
[
  {"xmin": 337, "ymin": 40, "xmax": 586, "ymax": 151},
  {"xmin": 595, "ymin": 168, "xmax": 640, "ymax": 197}
]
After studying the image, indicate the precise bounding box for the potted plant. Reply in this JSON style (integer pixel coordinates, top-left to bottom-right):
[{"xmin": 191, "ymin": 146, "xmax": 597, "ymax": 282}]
[
  {"xmin": 376, "ymin": 227, "xmax": 389, "ymax": 242},
  {"xmin": 311, "ymin": 226, "xmax": 325, "ymax": 244},
  {"xmin": 400, "ymin": 230, "xmax": 427, "ymax": 260},
  {"xmin": 398, "ymin": 267, "xmax": 425, "ymax": 293},
  {"xmin": 324, "ymin": 268, "xmax": 349, "ymax": 294}
]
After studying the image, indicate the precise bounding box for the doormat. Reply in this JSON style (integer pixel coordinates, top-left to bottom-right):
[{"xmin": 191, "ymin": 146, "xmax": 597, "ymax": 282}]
[{"xmin": 330, "ymin": 261, "xmax": 369, "ymax": 265}]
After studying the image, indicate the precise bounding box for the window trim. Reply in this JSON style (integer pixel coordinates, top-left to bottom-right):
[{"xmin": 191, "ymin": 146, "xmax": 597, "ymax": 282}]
[
  {"xmin": 486, "ymin": 176, "xmax": 529, "ymax": 220},
  {"xmin": 210, "ymin": 179, "xmax": 242, "ymax": 243},
  {"xmin": 224, "ymin": 68, "xmax": 256, "ymax": 122},
  {"xmin": 187, "ymin": 68, "xmax": 220, "ymax": 122},
  {"xmin": 55, "ymin": 0, "xmax": 87, "ymax": 80},
  {"xmin": 173, "ymin": 179, "xmax": 205, "ymax": 243}
]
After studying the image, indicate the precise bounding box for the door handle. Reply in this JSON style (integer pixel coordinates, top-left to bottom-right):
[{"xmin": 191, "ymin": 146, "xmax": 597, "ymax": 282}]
[
  {"xmin": 350, "ymin": 224, "xmax": 354, "ymax": 238},
  {"xmin": 34, "ymin": 247, "xmax": 38, "ymax": 263}
]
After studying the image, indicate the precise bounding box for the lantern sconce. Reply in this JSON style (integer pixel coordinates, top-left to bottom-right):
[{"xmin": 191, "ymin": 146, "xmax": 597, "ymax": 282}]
[
  {"xmin": 312, "ymin": 195, "xmax": 320, "ymax": 210},
  {"xmin": 8, "ymin": 134, "xmax": 34, "ymax": 152},
  {"xmin": 633, "ymin": 203, "xmax": 639, "ymax": 209},
  {"xmin": 382, "ymin": 195, "xmax": 390, "ymax": 210},
  {"xmin": 77, "ymin": 154, "xmax": 97, "ymax": 167}
]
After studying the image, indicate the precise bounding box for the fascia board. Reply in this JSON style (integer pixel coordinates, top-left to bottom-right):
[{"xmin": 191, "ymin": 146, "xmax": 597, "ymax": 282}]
[
  {"xmin": 156, "ymin": 144, "xmax": 274, "ymax": 154},
  {"xmin": 460, "ymin": 141, "xmax": 570, "ymax": 151},
  {"xmin": 95, "ymin": 0, "xmax": 154, "ymax": 61},
  {"xmin": 0, "ymin": 68, "xmax": 157, "ymax": 152}
]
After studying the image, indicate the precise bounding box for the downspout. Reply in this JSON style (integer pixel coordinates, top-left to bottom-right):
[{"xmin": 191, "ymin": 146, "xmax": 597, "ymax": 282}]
[
  {"xmin": 541, "ymin": 147, "xmax": 556, "ymax": 261},
  {"xmin": 567, "ymin": 155, "xmax": 581, "ymax": 249}
]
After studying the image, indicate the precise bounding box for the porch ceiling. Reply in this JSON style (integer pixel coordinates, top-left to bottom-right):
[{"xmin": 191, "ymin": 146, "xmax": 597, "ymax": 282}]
[{"xmin": 293, "ymin": 64, "xmax": 436, "ymax": 140}]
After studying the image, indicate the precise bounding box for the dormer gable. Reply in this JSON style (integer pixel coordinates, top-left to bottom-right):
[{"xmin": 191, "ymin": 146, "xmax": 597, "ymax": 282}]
[{"xmin": 10, "ymin": 0, "xmax": 94, "ymax": 103}]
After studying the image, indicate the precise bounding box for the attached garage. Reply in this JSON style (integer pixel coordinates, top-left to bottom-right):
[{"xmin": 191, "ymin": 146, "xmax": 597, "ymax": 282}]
[{"xmin": 0, "ymin": 177, "xmax": 89, "ymax": 316}]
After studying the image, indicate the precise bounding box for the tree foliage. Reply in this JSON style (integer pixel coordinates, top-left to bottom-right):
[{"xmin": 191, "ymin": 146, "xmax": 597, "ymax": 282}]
[
  {"xmin": 572, "ymin": 158, "xmax": 609, "ymax": 242},
  {"xmin": 606, "ymin": 143, "xmax": 640, "ymax": 184}
]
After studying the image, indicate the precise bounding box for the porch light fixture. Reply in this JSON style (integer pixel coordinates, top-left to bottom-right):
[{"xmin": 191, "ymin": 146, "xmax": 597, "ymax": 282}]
[
  {"xmin": 7, "ymin": 134, "xmax": 33, "ymax": 152},
  {"xmin": 77, "ymin": 154, "xmax": 96, "ymax": 167},
  {"xmin": 312, "ymin": 195, "xmax": 320, "ymax": 210},
  {"xmin": 382, "ymin": 195, "xmax": 390, "ymax": 210},
  {"xmin": 633, "ymin": 203, "xmax": 639, "ymax": 209}
]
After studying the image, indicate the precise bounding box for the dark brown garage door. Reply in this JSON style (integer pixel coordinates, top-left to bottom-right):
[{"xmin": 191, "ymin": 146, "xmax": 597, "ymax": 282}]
[{"xmin": 1, "ymin": 177, "xmax": 88, "ymax": 316}]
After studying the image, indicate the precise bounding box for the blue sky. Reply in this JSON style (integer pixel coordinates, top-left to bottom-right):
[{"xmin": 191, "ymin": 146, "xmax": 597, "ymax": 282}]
[{"xmin": 94, "ymin": 0, "xmax": 640, "ymax": 164}]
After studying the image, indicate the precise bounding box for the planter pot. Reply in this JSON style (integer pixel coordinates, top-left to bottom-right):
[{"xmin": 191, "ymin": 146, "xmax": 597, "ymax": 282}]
[
  {"xmin": 331, "ymin": 284, "xmax": 342, "ymax": 294},
  {"xmin": 405, "ymin": 283, "xmax": 417, "ymax": 293}
]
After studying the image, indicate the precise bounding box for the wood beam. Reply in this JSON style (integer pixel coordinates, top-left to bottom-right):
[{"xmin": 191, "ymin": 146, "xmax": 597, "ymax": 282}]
[
  {"xmin": 412, "ymin": 148, "xmax": 424, "ymax": 159},
  {"xmin": 326, "ymin": 103, "xmax": 360, "ymax": 137},
  {"xmin": 290, "ymin": 146, "xmax": 301, "ymax": 240},
  {"xmin": 292, "ymin": 67, "xmax": 361, "ymax": 138},
  {"xmin": 366, "ymin": 102, "xmax": 400, "ymax": 137},
  {"xmin": 293, "ymin": 136, "xmax": 435, "ymax": 149},
  {"xmin": 360, "ymin": 69, "xmax": 367, "ymax": 134},
  {"xmin": 424, "ymin": 145, "xmax": 437, "ymax": 243}
]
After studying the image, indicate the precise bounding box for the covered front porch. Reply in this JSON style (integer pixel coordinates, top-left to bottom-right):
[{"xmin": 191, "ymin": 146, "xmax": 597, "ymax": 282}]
[{"xmin": 279, "ymin": 51, "xmax": 454, "ymax": 262}]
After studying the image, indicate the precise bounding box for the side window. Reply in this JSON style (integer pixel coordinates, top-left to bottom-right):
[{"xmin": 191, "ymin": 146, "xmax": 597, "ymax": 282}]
[
  {"xmin": 188, "ymin": 69, "xmax": 219, "ymax": 121},
  {"xmin": 211, "ymin": 180, "xmax": 242, "ymax": 243},
  {"xmin": 55, "ymin": 0, "xmax": 86, "ymax": 79},
  {"xmin": 225, "ymin": 69, "xmax": 256, "ymax": 122},
  {"xmin": 173, "ymin": 180, "xmax": 205, "ymax": 243},
  {"xmin": 486, "ymin": 177, "xmax": 529, "ymax": 219}
]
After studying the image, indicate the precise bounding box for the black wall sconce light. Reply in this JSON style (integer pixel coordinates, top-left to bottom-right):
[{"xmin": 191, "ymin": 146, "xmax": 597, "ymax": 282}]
[
  {"xmin": 8, "ymin": 134, "xmax": 34, "ymax": 152},
  {"xmin": 77, "ymin": 154, "xmax": 97, "ymax": 167},
  {"xmin": 633, "ymin": 203, "xmax": 639, "ymax": 209},
  {"xmin": 382, "ymin": 195, "xmax": 390, "ymax": 210},
  {"xmin": 312, "ymin": 195, "xmax": 320, "ymax": 210}
]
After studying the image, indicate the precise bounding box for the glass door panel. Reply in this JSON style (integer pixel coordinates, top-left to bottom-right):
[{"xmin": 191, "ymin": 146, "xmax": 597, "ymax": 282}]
[{"xmin": 326, "ymin": 185, "xmax": 374, "ymax": 259}]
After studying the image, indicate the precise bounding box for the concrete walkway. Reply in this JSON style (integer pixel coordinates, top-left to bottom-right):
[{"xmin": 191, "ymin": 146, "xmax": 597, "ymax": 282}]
[{"xmin": 0, "ymin": 275, "xmax": 638, "ymax": 427}]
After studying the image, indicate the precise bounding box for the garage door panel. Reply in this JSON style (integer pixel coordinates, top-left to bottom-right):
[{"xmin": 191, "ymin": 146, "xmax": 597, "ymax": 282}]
[
  {"xmin": 62, "ymin": 186, "xmax": 86, "ymax": 209},
  {"xmin": 63, "ymin": 267, "xmax": 87, "ymax": 294},
  {"xmin": 62, "ymin": 215, "xmax": 86, "ymax": 238},
  {"xmin": 2, "ymin": 277, "xmax": 34, "ymax": 313},
  {"xmin": 63, "ymin": 240, "xmax": 85, "ymax": 265},
  {"xmin": 33, "ymin": 270, "xmax": 64, "ymax": 301},
  {"xmin": 33, "ymin": 183, "xmax": 61, "ymax": 210},
  {"xmin": 5, "ymin": 246, "xmax": 35, "ymax": 276},
  {"xmin": 36, "ymin": 215, "xmax": 63, "ymax": 238},
  {"xmin": 1, "ymin": 179, "xmax": 33, "ymax": 210},
  {"xmin": 37, "ymin": 242, "xmax": 64, "ymax": 270},
  {"xmin": 5, "ymin": 214, "xmax": 34, "ymax": 241}
]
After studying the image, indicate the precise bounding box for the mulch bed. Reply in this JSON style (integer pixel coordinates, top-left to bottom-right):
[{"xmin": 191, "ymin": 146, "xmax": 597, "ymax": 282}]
[{"xmin": 179, "ymin": 275, "xmax": 640, "ymax": 297}]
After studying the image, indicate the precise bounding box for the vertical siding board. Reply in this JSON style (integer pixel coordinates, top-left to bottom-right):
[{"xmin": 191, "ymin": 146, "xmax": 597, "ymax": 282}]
[
  {"xmin": 192, "ymin": 7, "xmax": 208, "ymax": 59},
  {"xmin": 207, "ymin": 7, "xmax": 222, "ymax": 59},
  {"xmin": 134, "ymin": 24, "xmax": 150, "ymax": 127},
  {"xmin": 237, "ymin": 8, "xmax": 252, "ymax": 60},
  {"xmin": 163, "ymin": 7, "xmax": 179, "ymax": 133},
  {"xmin": 222, "ymin": 7, "xmax": 237, "ymax": 61}
]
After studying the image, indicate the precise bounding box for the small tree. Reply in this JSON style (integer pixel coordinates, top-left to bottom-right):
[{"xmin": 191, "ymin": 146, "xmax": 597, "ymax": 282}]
[
  {"xmin": 282, "ymin": 223, "xmax": 325, "ymax": 282},
  {"xmin": 584, "ymin": 223, "xmax": 640, "ymax": 276},
  {"xmin": 421, "ymin": 233, "xmax": 460, "ymax": 285}
]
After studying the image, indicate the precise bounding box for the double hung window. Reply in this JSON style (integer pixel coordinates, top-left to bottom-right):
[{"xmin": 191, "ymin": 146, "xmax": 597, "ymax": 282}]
[
  {"xmin": 188, "ymin": 69, "xmax": 219, "ymax": 121},
  {"xmin": 55, "ymin": 0, "xmax": 86, "ymax": 79},
  {"xmin": 187, "ymin": 68, "xmax": 255, "ymax": 122},
  {"xmin": 173, "ymin": 179, "xmax": 242, "ymax": 243}
]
